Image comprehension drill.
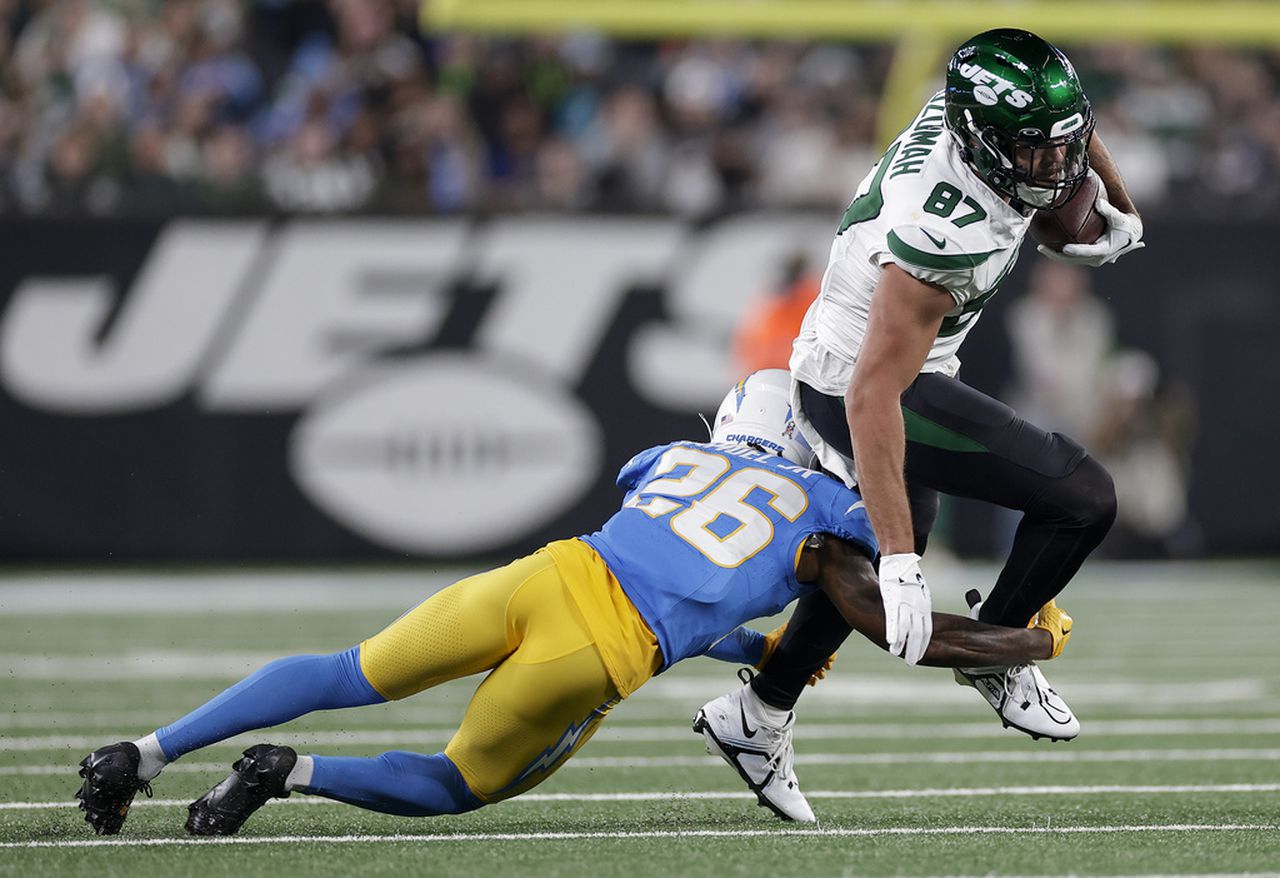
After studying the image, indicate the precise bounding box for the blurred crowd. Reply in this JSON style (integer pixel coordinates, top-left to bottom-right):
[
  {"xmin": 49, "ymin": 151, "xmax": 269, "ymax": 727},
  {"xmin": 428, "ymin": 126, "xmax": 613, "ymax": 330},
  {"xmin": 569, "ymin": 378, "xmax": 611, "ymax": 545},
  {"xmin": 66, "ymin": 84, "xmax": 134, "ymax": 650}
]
[
  {"xmin": 1, "ymin": 0, "xmax": 1278, "ymax": 217},
  {"xmin": 1004, "ymin": 260, "xmax": 1201, "ymax": 558}
]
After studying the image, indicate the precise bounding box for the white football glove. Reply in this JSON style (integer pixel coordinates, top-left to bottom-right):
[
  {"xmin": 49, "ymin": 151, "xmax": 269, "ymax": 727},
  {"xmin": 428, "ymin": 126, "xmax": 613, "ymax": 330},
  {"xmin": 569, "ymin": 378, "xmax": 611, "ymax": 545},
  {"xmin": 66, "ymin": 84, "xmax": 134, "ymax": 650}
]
[
  {"xmin": 878, "ymin": 552, "xmax": 932, "ymax": 665},
  {"xmin": 1037, "ymin": 175, "xmax": 1144, "ymax": 267}
]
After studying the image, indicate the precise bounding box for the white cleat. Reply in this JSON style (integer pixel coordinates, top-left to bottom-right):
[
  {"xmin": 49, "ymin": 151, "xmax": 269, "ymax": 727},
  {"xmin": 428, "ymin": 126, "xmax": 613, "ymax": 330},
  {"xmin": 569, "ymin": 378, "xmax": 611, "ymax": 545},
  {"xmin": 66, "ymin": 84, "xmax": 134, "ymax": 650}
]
[
  {"xmin": 691, "ymin": 681, "xmax": 815, "ymax": 822},
  {"xmin": 955, "ymin": 662, "xmax": 1080, "ymax": 741}
]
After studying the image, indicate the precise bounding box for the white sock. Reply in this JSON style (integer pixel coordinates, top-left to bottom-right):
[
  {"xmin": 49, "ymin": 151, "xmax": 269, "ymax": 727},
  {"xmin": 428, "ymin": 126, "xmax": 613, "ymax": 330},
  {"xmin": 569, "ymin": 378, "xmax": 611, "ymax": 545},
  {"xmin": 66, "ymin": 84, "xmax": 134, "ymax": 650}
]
[
  {"xmin": 132, "ymin": 733, "xmax": 168, "ymax": 782},
  {"xmin": 742, "ymin": 682, "xmax": 792, "ymax": 726},
  {"xmin": 285, "ymin": 755, "xmax": 314, "ymax": 792}
]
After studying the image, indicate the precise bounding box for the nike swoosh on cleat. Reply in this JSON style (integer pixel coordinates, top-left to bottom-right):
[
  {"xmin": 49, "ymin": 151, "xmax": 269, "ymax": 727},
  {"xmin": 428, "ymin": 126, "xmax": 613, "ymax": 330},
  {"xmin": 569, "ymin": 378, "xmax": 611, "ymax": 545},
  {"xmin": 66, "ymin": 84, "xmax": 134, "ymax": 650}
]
[
  {"xmin": 739, "ymin": 704, "xmax": 759, "ymax": 738},
  {"xmin": 923, "ymin": 231, "xmax": 947, "ymax": 249}
]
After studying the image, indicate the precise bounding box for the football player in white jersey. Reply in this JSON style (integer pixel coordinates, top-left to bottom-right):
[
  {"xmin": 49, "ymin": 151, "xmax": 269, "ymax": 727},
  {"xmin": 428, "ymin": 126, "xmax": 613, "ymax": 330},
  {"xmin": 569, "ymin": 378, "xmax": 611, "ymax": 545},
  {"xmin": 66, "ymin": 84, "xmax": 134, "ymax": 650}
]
[{"xmin": 697, "ymin": 28, "xmax": 1143, "ymax": 818}]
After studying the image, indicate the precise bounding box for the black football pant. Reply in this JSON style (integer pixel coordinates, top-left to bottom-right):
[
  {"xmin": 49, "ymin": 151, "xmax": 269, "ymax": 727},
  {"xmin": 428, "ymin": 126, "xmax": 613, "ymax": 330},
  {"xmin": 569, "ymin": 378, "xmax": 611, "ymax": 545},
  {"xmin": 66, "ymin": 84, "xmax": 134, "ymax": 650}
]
[{"xmin": 751, "ymin": 372, "xmax": 1117, "ymax": 711}]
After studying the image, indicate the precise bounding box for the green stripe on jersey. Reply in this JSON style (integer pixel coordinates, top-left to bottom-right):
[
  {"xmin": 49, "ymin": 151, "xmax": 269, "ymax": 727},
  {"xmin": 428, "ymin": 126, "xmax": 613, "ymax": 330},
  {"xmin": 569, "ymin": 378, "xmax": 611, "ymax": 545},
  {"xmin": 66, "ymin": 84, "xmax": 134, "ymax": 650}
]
[
  {"xmin": 902, "ymin": 407, "xmax": 989, "ymax": 453},
  {"xmin": 887, "ymin": 230, "xmax": 998, "ymax": 271},
  {"xmin": 838, "ymin": 142, "xmax": 900, "ymax": 233}
]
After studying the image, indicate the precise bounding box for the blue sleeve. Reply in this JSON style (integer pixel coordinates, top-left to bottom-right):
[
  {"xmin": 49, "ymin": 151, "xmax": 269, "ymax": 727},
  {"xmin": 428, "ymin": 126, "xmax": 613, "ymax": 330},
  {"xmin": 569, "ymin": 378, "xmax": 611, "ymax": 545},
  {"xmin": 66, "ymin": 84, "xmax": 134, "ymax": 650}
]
[
  {"xmin": 819, "ymin": 487, "xmax": 879, "ymax": 561},
  {"xmin": 703, "ymin": 626, "xmax": 765, "ymax": 666},
  {"xmin": 616, "ymin": 445, "xmax": 667, "ymax": 491}
]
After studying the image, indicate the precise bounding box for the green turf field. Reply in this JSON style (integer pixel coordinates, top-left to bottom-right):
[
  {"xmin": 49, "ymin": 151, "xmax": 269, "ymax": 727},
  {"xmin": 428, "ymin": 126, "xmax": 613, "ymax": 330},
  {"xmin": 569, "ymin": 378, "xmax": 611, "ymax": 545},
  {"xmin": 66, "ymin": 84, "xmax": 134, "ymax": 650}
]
[{"xmin": 2, "ymin": 562, "xmax": 1279, "ymax": 877}]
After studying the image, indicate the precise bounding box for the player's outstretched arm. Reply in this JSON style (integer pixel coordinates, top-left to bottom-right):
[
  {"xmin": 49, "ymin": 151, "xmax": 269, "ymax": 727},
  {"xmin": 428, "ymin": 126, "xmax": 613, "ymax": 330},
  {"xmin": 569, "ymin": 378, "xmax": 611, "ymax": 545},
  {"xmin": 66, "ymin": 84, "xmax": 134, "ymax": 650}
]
[
  {"xmin": 813, "ymin": 536, "xmax": 1052, "ymax": 667},
  {"xmin": 701, "ymin": 623, "xmax": 836, "ymax": 686},
  {"xmin": 914, "ymin": 612, "xmax": 1052, "ymax": 667},
  {"xmin": 703, "ymin": 626, "xmax": 766, "ymax": 665}
]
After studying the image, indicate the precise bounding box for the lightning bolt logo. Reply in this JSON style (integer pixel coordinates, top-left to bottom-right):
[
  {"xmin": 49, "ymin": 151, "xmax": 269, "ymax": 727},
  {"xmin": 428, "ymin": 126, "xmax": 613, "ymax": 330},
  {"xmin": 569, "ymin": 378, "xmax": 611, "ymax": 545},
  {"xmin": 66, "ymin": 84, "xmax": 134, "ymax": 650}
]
[{"xmin": 500, "ymin": 696, "xmax": 620, "ymax": 793}]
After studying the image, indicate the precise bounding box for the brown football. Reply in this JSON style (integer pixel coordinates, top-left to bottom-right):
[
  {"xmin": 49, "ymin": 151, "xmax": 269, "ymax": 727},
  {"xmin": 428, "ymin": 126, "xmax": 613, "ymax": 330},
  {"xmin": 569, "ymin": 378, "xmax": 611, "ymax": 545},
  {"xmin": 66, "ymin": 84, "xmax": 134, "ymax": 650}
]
[{"xmin": 1029, "ymin": 174, "xmax": 1106, "ymax": 251}]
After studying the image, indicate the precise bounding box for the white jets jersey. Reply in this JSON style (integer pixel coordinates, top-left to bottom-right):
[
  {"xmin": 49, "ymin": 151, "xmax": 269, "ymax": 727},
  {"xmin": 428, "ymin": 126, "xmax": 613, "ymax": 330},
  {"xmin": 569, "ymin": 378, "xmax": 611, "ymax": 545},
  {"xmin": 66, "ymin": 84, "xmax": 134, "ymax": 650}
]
[{"xmin": 791, "ymin": 92, "xmax": 1032, "ymax": 397}]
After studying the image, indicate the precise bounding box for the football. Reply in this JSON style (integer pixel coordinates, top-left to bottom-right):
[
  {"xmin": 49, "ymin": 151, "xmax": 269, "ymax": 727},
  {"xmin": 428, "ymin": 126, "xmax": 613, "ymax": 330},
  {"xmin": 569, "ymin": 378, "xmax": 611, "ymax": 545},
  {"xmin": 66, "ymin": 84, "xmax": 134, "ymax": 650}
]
[{"xmin": 1029, "ymin": 173, "xmax": 1107, "ymax": 251}]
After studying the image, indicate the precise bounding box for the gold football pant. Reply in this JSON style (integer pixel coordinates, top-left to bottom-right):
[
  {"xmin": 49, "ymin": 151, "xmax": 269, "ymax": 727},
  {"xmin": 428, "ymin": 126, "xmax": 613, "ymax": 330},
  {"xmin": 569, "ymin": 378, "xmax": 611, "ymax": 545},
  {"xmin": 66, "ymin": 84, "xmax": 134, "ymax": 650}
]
[{"xmin": 359, "ymin": 547, "xmax": 631, "ymax": 802}]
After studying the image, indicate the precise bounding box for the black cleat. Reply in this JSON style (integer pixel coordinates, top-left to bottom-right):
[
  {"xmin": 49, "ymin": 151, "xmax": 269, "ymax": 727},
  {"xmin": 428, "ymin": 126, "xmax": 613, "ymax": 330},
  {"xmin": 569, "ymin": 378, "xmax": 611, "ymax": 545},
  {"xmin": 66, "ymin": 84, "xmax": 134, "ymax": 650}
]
[
  {"xmin": 75, "ymin": 742, "xmax": 153, "ymax": 835},
  {"xmin": 186, "ymin": 744, "xmax": 297, "ymax": 836}
]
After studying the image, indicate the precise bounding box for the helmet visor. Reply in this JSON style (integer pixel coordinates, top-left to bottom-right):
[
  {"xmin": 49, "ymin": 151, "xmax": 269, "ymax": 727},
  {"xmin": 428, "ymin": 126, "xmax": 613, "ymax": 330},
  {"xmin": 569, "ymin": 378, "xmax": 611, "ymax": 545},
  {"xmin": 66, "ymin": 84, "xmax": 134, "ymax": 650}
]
[{"xmin": 1007, "ymin": 119, "xmax": 1094, "ymax": 208}]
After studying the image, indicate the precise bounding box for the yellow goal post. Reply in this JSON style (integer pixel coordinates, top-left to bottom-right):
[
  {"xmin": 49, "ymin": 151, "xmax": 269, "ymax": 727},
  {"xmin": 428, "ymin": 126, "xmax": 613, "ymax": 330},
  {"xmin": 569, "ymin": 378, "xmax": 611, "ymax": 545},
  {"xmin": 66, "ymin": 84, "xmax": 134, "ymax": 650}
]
[{"xmin": 421, "ymin": 1, "xmax": 1280, "ymax": 147}]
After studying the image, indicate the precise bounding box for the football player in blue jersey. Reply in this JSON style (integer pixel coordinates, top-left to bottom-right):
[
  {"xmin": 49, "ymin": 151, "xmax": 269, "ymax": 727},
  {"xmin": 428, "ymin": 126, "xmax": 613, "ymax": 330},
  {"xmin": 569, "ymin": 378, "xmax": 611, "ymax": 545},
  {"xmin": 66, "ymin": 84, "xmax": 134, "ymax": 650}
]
[{"xmin": 75, "ymin": 369, "xmax": 1071, "ymax": 835}]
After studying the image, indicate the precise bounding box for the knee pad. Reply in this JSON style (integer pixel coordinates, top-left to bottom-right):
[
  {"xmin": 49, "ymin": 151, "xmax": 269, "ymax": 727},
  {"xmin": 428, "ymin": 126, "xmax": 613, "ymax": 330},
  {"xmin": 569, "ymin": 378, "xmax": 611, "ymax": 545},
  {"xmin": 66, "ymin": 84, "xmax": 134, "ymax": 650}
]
[
  {"xmin": 1070, "ymin": 455, "xmax": 1118, "ymax": 532},
  {"xmin": 1033, "ymin": 453, "xmax": 1117, "ymax": 533}
]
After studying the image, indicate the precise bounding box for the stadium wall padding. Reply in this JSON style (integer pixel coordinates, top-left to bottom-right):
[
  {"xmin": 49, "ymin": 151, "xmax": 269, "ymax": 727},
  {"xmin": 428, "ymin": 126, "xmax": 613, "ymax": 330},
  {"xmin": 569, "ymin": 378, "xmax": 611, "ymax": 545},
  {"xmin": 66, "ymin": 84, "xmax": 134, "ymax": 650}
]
[{"xmin": 0, "ymin": 215, "xmax": 1272, "ymax": 562}]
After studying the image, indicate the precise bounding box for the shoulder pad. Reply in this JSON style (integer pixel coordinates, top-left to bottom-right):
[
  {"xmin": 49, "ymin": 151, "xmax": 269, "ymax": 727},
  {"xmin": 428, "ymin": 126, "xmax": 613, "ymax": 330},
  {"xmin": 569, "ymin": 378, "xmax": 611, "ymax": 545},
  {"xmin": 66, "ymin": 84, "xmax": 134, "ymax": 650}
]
[{"xmin": 616, "ymin": 444, "xmax": 670, "ymax": 490}]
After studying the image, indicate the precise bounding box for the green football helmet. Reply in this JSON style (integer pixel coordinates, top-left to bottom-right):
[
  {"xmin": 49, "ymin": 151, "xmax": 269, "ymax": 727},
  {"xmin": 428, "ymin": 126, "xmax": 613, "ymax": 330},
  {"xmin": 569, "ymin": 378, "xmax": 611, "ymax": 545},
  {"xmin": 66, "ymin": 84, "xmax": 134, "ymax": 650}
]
[{"xmin": 944, "ymin": 28, "xmax": 1094, "ymax": 209}]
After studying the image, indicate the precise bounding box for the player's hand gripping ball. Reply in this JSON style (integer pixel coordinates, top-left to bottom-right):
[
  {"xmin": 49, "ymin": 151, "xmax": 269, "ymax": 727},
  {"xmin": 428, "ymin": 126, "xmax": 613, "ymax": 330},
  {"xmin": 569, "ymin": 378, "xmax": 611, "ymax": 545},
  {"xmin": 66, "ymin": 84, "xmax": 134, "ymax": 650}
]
[
  {"xmin": 1032, "ymin": 170, "xmax": 1145, "ymax": 266},
  {"xmin": 1030, "ymin": 171, "xmax": 1107, "ymax": 251}
]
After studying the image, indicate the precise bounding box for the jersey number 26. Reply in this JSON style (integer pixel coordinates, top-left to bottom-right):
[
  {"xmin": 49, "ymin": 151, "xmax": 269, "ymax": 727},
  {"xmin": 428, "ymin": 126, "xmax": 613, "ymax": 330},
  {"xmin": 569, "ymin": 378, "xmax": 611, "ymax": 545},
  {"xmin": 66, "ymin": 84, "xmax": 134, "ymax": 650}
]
[{"xmin": 626, "ymin": 447, "xmax": 808, "ymax": 568}]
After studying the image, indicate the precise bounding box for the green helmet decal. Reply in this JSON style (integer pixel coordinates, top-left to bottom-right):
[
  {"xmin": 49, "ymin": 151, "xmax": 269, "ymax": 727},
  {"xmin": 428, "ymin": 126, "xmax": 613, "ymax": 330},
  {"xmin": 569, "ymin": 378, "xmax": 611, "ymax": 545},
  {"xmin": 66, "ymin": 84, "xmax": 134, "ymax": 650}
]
[{"xmin": 944, "ymin": 28, "xmax": 1095, "ymax": 208}]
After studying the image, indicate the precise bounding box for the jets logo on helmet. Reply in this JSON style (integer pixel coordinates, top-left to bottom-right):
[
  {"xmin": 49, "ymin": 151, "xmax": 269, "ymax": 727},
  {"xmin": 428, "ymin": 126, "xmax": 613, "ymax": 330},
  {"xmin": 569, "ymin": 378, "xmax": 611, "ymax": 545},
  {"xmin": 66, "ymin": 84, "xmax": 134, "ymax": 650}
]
[
  {"xmin": 955, "ymin": 62, "xmax": 1034, "ymax": 109},
  {"xmin": 944, "ymin": 28, "xmax": 1095, "ymax": 209},
  {"xmin": 710, "ymin": 369, "xmax": 814, "ymax": 467}
]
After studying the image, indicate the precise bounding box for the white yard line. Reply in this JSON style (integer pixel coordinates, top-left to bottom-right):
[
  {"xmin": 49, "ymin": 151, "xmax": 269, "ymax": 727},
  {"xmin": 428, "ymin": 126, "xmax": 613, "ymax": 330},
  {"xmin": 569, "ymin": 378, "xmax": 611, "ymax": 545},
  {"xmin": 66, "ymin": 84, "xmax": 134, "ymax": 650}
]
[
  {"xmin": 2, "ymin": 559, "xmax": 1276, "ymax": 614},
  {"xmin": 520, "ymin": 783, "xmax": 1280, "ymax": 800},
  {"xmin": 6, "ymin": 748, "xmax": 1280, "ymax": 775},
  {"xmin": 6, "ymin": 783, "xmax": 1280, "ymax": 812},
  {"xmin": 3, "ymin": 654, "xmax": 1269, "ymax": 711},
  {"xmin": 0, "ymin": 761, "xmax": 234, "ymax": 776},
  {"xmin": 7, "ymin": 697, "xmax": 1280, "ymax": 729},
  {"xmin": 583, "ymin": 749, "xmax": 1280, "ymax": 768},
  {"xmin": 6, "ymin": 717, "xmax": 1280, "ymax": 751},
  {"xmin": 0, "ymin": 575, "xmax": 460, "ymax": 614},
  {"xmin": 634, "ymin": 676, "xmax": 1273, "ymax": 706},
  {"xmin": 1, "ymin": 823, "xmax": 1275, "ymax": 849}
]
